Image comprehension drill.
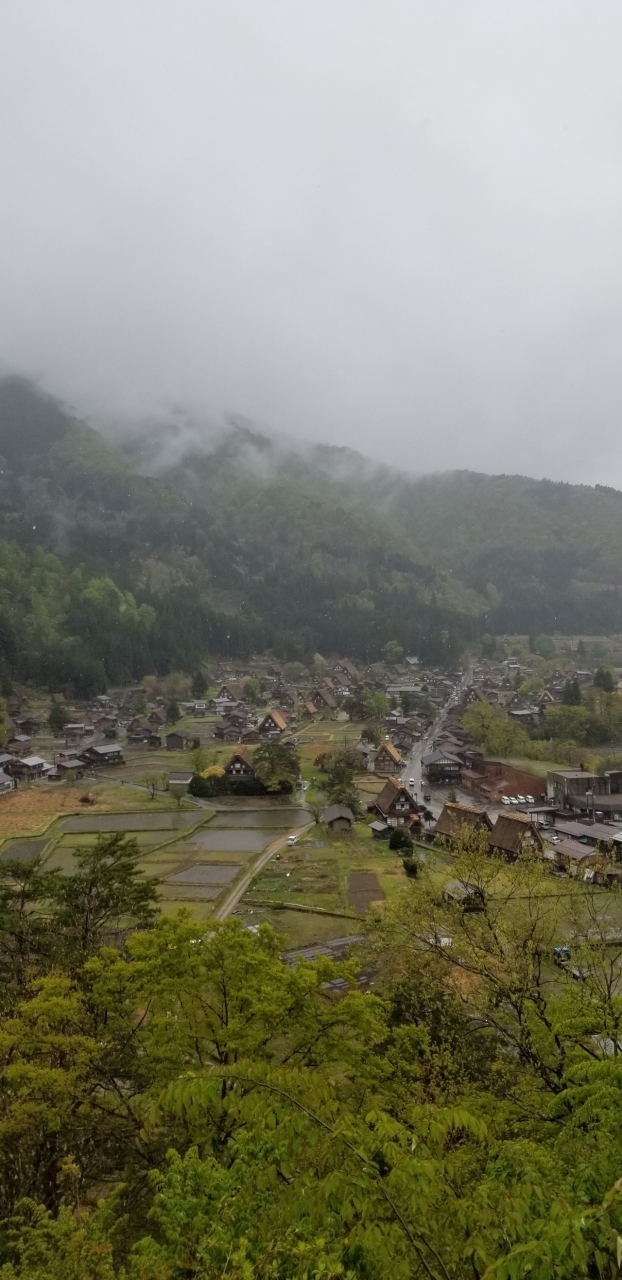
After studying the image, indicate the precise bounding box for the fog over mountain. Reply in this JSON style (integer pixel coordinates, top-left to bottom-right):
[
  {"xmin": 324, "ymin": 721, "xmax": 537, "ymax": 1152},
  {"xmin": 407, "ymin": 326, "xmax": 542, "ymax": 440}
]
[{"xmin": 2, "ymin": 2, "xmax": 622, "ymax": 485}]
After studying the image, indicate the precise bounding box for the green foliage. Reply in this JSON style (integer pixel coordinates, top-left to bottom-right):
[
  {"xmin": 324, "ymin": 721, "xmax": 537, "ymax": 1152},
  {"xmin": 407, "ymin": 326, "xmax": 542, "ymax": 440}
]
[
  {"xmin": 323, "ymin": 747, "xmax": 363, "ymax": 817},
  {"xmin": 165, "ymin": 699, "xmax": 180, "ymax": 725},
  {"xmin": 242, "ymin": 677, "xmax": 262, "ymax": 704},
  {"xmin": 190, "ymin": 670, "xmax": 207, "ymax": 699},
  {"xmin": 48, "ymin": 702, "xmax": 69, "ymax": 733},
  {"xmin": 533, "ymin": 634, "xmax": 556, "ymax": 660},
  {"xmin": 382, "ymin": 639, "xmax": 404, "ymax": 662},
  {"xmin": 52, "ymin": 833, "xmax": 159, "ymax": 963},
  {"xmin": 462, "ymin": 702, "xmax": 529, "ymax": 757},
  {"xmin": 253, "ymin": 741, "xmax": 300, "ymax": 792},
  {"xmin": 389, "ymin": 827, "xmax": 413, "ymax": 852},
  {"xmin": 3, "ymin": 854, "xmax": 622, "ymax": 1277},
  {"xmin": 562, "ymin": 678, "xmax": 582, "ymax": 705},
  {"xmin": 594, "ymin": 667, "xmax": 615, "ymax": 693}
]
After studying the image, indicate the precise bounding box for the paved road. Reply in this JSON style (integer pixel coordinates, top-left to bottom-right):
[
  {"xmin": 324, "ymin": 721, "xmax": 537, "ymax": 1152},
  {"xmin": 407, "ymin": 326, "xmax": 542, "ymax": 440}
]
[{"xmin": 399, "ymin": 665, "xmax": 473, "ymax": 818}]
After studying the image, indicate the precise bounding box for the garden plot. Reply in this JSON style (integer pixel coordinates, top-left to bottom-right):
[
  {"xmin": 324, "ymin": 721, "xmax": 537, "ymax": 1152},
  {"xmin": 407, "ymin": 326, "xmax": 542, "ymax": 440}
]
[{"xmin": 347, "ymin": 872, "xmax": 385, "ymax": 914}]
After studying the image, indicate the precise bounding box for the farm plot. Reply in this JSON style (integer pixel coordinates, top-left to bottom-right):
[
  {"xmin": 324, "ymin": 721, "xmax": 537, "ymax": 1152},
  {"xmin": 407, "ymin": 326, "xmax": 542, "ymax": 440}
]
[
  {"xmin": 59, "ymin": 812, "xmax": 203, "ymax": 833},
  {"xmin": 193, "ymin": 829, "xmax": 275, "ymax": 853},
  {"xmin": 0, "ymin": 838, "xmax": 49, "ymax": 863},
  {"xmin": 347, "ymin": 872, "xmax": 385, "ymax": 914},
  {"xmin": 161, "ymin": 861, "xmax": 244, "ymax": 902},
  {"xmin": 210, "ymin": 808, "xmax": 308, "ymax": 829}
]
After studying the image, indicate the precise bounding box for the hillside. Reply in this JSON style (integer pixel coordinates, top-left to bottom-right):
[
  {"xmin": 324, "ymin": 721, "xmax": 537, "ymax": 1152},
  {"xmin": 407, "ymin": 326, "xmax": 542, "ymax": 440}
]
[
  {"xmin": 2, "ymin": 375, "xmax": 622, "ymax": 694},
  {"xmin": 392, "ymin": 471, "xmax": 622, "ymax": 634},
  {"xmin": 126, "ymin": 414, "xmax": 622, "ymax": 638},
  {"xmin": 0, "ymin": 378, "xmax": 476, "ymax": 692}
]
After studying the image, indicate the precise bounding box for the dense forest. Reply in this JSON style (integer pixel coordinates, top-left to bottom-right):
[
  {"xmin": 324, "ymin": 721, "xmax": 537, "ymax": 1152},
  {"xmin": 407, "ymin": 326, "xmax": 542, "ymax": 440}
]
[
  {"xmin": 2, "ymin": 827, "xmax": 622, "ymax": 1277},
  {"xmin": 2, "ymin": 376, "xmax": 622, "ymax": 693}
]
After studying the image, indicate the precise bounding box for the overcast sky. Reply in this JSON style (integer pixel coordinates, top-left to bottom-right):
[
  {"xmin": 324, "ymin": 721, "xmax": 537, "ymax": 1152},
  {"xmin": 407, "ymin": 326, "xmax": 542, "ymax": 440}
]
[{"xmin": 2, "ymin": 1, "xmax": 622, "ymax": 484}]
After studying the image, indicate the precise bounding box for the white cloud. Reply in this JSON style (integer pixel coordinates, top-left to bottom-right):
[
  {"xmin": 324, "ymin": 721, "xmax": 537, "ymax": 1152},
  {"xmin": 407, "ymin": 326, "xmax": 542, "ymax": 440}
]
[{"xmin": 1, "ymin": 0, "xmax": 622, "ymax": 484}]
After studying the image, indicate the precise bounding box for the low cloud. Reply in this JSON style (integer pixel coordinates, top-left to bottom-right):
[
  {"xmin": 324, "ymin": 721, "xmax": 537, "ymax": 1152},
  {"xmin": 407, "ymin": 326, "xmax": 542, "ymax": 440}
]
[{"xmin": 1, "ymin": 1, "xmax": 622, "ymax": 485}]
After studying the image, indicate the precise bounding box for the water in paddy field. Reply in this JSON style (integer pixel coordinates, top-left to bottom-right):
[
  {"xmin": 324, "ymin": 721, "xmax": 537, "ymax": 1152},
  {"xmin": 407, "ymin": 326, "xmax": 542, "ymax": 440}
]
[
  {"xmin": 193, "ymin": 829, "xmax": 275, "ymax": 853},
  {"xmin": 210, "ymin": 809, "xmax": 308, "ymax": 829}
]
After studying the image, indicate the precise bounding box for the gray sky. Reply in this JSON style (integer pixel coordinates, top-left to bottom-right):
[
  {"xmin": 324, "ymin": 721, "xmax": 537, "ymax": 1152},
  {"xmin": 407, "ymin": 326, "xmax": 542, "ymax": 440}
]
[{"xmin": 2, "ymin": 0, "xmax": 622, "ymax": 485}]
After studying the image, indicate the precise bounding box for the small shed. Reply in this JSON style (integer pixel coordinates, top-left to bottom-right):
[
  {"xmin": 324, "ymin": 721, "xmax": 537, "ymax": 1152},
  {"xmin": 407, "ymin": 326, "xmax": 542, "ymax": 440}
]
[
  {"xmin": 370, "ymin": 820, "xmax": 391, "ymax": 840},
  {"xmin": 443, "ymin": 879, "xmax": 485, "ymax": 910},
  {"xmin": 322, "ymin": 804, "xmax": 355, "ymax": 834},
  {"xmin": 166, "ymin": 732, "xmax": 188, "ymax": 751},
  {"xmin": 169, "ymin": 770, "xmax": 193, "ymax": 797}
]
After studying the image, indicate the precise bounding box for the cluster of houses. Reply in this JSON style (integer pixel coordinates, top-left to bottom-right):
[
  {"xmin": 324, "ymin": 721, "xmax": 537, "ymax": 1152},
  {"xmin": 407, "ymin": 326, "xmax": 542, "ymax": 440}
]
[{"xmin": 464, "ymin": 656, "xmax": 601, "ymax": 725}]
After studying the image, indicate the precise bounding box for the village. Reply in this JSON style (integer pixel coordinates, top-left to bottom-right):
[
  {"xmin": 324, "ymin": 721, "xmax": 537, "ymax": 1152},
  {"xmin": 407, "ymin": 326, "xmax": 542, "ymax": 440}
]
[{"xmin": 1, "ymin": 639, "xmax": 622, "ymax": 948}]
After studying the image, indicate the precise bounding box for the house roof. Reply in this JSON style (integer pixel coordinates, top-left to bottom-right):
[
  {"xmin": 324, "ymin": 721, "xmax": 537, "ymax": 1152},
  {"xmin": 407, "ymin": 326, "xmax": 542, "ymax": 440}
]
[
  {"xmin": 322, "ymin": 804, "xmax": 355, "ymax": 824},
  {"xmin": 86, "ymin": 743, "xmax": 123, "ymax": 756},
  {"xmin": 434, "ymin": 802, "xmax": 492, "ymax": 838},
  {"xmin": 19, "ymin": 755, "xmax": 46, "ymax": 767},
  {"xmin": 314, "ymin": 688, "xmax": 337, "ymax": 708},
  {"xmin": 260, "ymin": 709, "xmax": 288, "ymax": 732},
  {"xmin": 423, "ymin": 750, "xmax": 462, "ymax": 766},
  {"xmin": 489, "ymin": 813, "xmax": 543, "ymax": 855},
  {"xmin": 169, "ymin": 771, "xmax": 193, "ymax": 783},
  {"xmin": 220, "ymin": 682, "xmax": 246, "ymax": 700},
  {"xmin": 225, "ymin": 748, "xmax": 255, "ymax": 770},
  {"xmin": 303, "ymin": 701, "xmax": 318, "ymax": 715},
  {"xmin": 375, "ymin": 741, "xmax": 402, "ymax": 765},
  {"xmin": 374, "ymin": 776, "xmax": 418, "ymax": 814}
]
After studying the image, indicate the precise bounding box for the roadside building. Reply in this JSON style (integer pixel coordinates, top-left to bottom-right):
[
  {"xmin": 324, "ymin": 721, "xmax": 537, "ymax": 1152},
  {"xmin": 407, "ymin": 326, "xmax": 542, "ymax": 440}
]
[
  {"xmin": 322, "ymin": 804, "xmax": 355, "ymax": 834},
  {"xmin": 368, "ymin": 777, "xmax": 421, "ymax": 828},
  {"xmin": 488, "ymin": 812, "xmax": 543, "ymax": 860},
  {"xmin": 422, "ymin": 749, "xmax": 463, "ymax": 783},
  {"xmin": 370, "ymin": 741, "xmax": 403, "ymax": 774},
  {"xmin": 433, "ymin": 802, "xmax": 492, "ymax": 842}
]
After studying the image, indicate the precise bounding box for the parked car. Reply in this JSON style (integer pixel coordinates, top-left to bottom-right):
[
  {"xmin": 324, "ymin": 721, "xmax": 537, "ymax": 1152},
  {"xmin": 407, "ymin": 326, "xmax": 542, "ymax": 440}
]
[
  {"xmin": 526, "ymin": 794, "xmax": 535, "ymax": 804},
  {"xmin": 501, "ymin": 796, "xmax": 511, "ymax": 806},
  {"xmin": 510, "ymin": 797, "xmax": 519, "ymax": 805},
  {"xmin": 408, "ymin": 777, "xmax": 416, "ymax": 788},
  {"xmin": 517, "ymin": 794, "xmax": 526, "ymax": 804}
]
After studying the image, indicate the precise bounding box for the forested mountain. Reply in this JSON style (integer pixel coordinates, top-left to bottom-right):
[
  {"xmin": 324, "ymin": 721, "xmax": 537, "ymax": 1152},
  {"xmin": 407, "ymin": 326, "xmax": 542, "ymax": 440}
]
[
  {"xmin": 1, "ymin": 375, "xmax": 622, "ymax": 694},
  {"xmin": 0, "ymin": 379, "xmax": 476, "ymax": 692}
]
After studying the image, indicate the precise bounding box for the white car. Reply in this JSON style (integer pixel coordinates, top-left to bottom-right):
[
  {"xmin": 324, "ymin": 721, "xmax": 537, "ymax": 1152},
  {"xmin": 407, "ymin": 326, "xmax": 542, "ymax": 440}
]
[
  {"xmin": 501, "ymin": 796, "xmax": 512, "ymax": 805},
  {"xmin": 517, "ymin": 795, "xmax": 526, "ymax": 804},
  {"xmin": 408, "ymin": 777, "xmax": 416, "ymax": 788},
  {"xmin": 287, "ymin": 834, "xmax": 299, "ymax": 846},
  {"xmin": 526, "ymin": 794, "xmax": 535, "ymax": 805},
  {"xmin": 510, "ymin": 796, "xmax": 519, "ymax": 805}
]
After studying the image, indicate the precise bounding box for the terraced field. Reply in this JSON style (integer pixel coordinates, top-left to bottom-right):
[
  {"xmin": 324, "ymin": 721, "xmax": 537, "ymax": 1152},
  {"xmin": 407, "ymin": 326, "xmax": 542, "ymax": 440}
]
[{"xmin": 0, "ymin": 801, "xmax": 309, "ymax": 920}]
